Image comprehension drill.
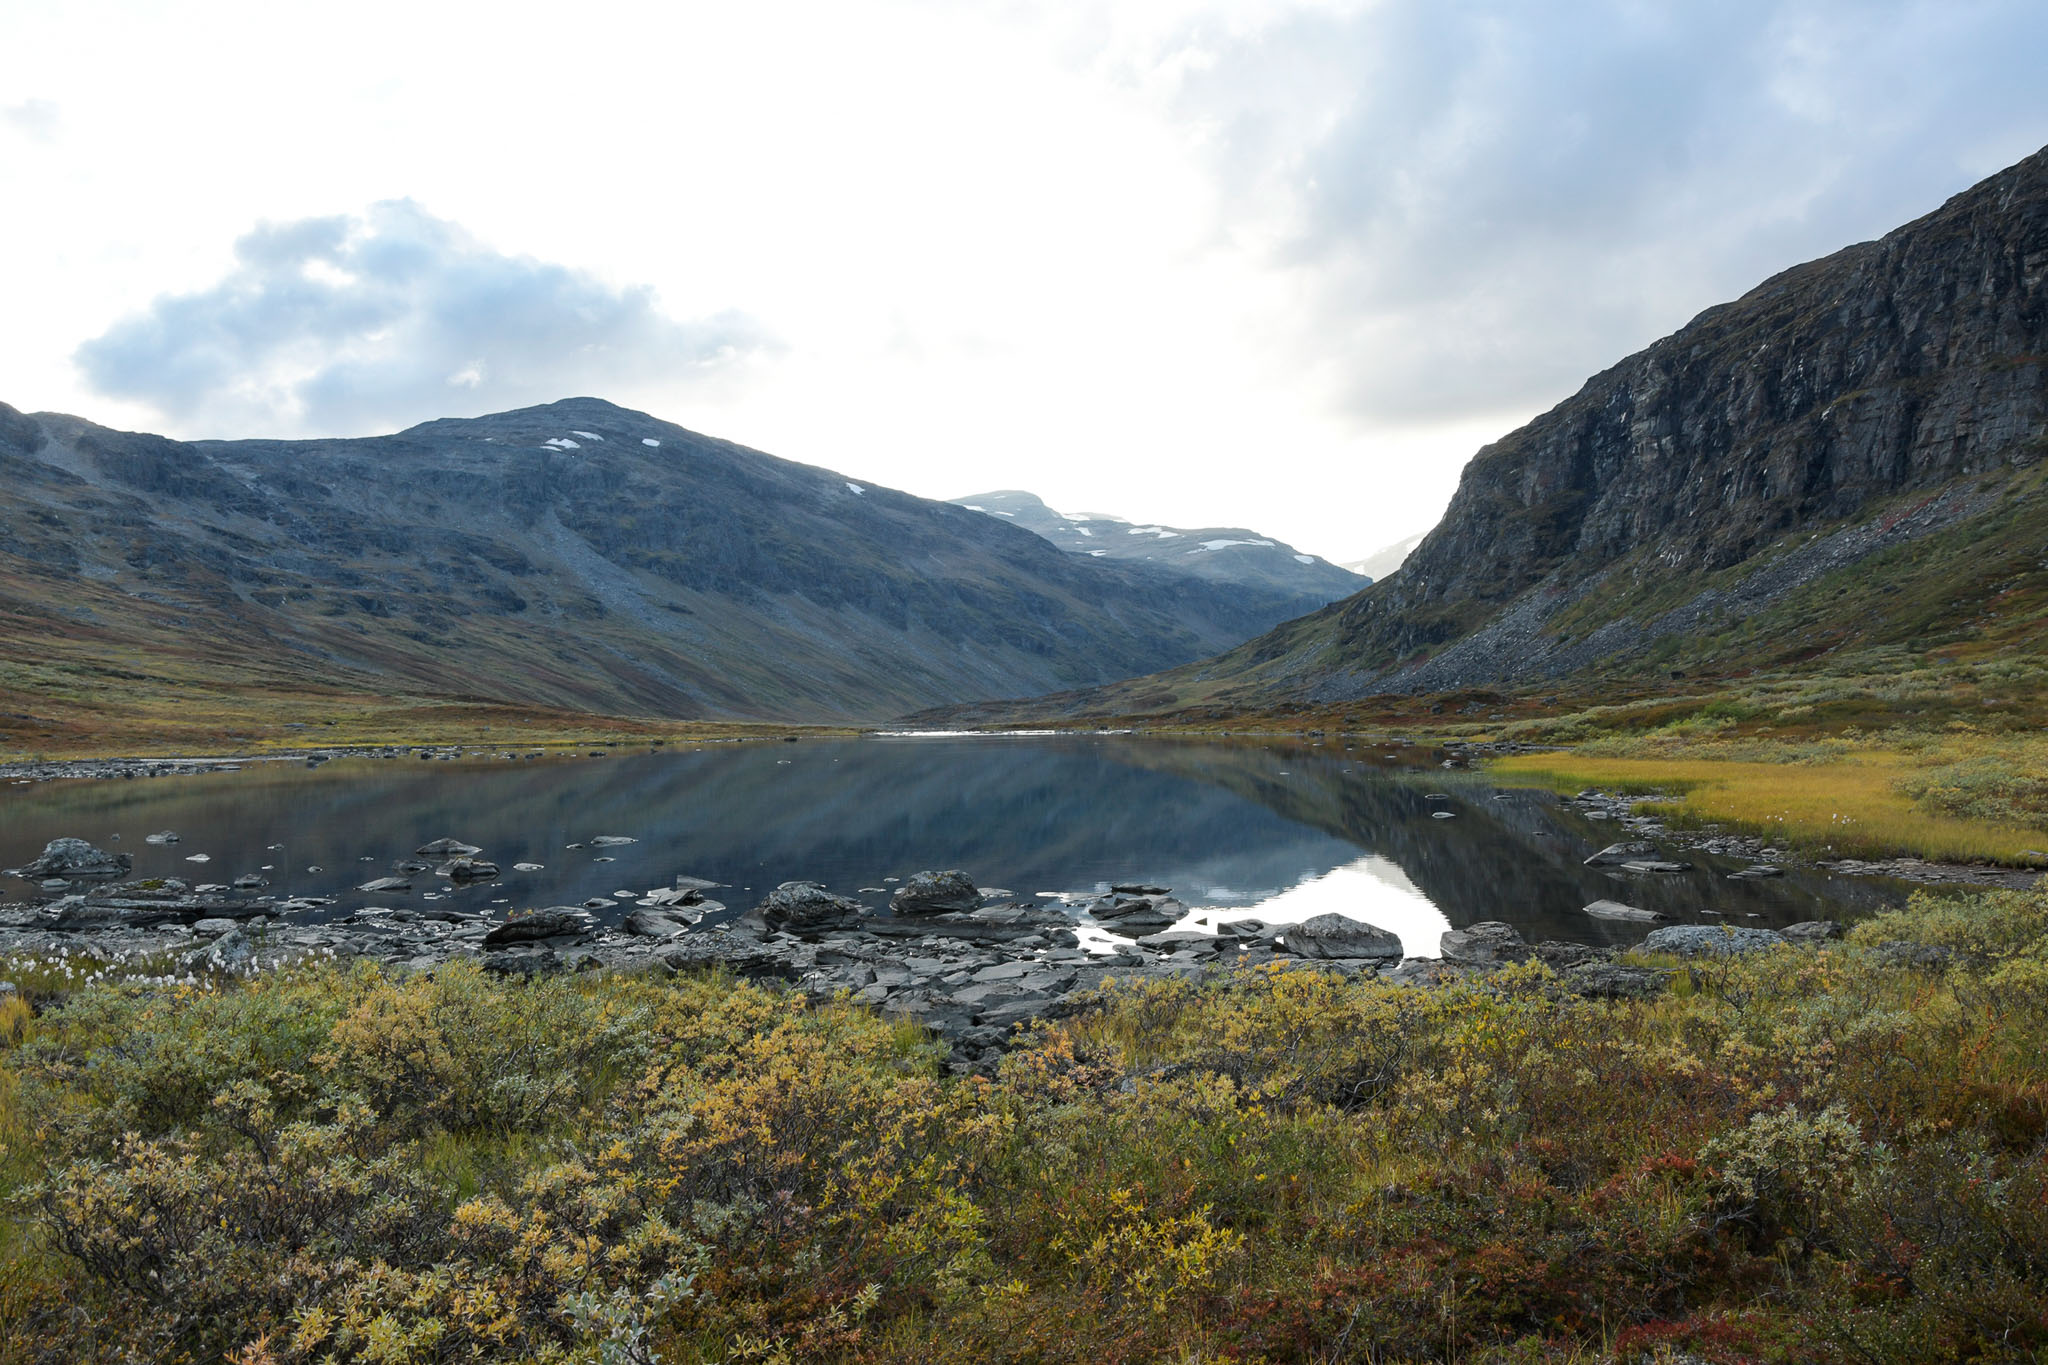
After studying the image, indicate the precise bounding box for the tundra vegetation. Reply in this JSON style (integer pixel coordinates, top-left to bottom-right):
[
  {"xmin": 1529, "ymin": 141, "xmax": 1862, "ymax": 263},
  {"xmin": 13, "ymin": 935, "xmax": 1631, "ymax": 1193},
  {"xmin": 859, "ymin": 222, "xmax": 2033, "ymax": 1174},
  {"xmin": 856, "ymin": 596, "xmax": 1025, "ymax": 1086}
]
[{"xmin": 1, "ymin": 885, "xmax": 2044, "ymax": 1363}]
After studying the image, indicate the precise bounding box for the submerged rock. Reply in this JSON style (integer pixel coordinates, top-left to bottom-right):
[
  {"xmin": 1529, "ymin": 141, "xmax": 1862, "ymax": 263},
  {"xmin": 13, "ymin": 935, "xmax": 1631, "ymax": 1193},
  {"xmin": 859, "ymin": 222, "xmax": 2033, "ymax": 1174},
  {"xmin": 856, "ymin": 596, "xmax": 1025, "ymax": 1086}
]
[
  {"xmin": 415, "ymin": 837, "xmax": 483, "ymax": 857},
  {"xmin": 7, "ymin": 838, "xmax": 132, "ymax": 880},
  {"xmin": 1584, "ymin": 841, "xmax": 1658, "ymax": 867},
  {"xmin": 1583, "ymin": 899, "xmax": 1666, "ymax": 922},
  {"xmin": 891, "ymin": 870, "xmax": 980, "ymax": 916}
]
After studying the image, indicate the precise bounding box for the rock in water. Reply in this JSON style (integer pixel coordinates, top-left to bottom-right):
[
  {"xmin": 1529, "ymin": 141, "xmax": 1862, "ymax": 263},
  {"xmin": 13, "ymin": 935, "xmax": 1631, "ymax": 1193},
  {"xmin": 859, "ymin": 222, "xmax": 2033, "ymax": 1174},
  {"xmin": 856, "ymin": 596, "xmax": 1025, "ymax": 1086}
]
[
  {"xmin": 356, "ymin": 876, "xmax": 412, "ymax": 893},
  {"xmin": 1284, "ymin": 913, "xmax": 1403, "ymax": 960},
  {"xmin": 482, "ymin": 908, "xmax": 596, "ymax": 945},
  {"xmin": 1438, "ymin": 921, "xmax": 1532, "ymax": 968},
  {"xmin": 623, "ymin": 906, "xmax": 696, "ymax": 939},
  {"xmin": 755, "ymin": 881, "xmax": 868, "ymax": 932},
  {"xmin": 437, "ymin": 857, "xmax": 500, "ymax": 881},
  {"xmin": 416, "ymin": 837, "xmax": 483, "ymax": 857},
  {"xmin": 5, "ymin": 838, "xmax": 132, "ymax": 879},
  {"xmin": 1584, "ymin": 841, "xmax": 1659, "ymax": 867},
  {"xmin": 891, "ymin": 869, "xmax": 980, "ymax": 916},
  {"xmin": 144, "ymin": 830, "xmax": 180, "ymax": 844},
  {"xmin": 1583, "ymin": 899, "xmax": 1666, "ymax": 922},
  {"xmin": 1639, "ymin": 925, "xmax": 1787, "ymax": 957},
  {"xmin": 590, "ymin": 835, "xmax": 638, "ymax": 847}
]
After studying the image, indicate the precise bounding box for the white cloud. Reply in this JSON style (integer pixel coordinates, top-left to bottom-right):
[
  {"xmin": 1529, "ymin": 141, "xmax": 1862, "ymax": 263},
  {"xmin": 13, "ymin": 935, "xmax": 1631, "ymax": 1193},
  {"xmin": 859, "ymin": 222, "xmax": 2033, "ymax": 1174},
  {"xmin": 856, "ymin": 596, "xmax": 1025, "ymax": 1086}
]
[{"xmin": 74, "ymin": 199, "xmax": 771, "ymax": 435}]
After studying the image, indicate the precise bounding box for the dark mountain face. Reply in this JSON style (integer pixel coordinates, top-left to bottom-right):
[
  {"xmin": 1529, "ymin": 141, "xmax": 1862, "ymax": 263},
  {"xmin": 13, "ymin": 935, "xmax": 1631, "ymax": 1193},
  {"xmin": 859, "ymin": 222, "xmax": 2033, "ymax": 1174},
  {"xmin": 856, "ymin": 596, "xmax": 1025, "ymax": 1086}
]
[
  {"xmin": 981, "ymin": 143, "xmax": 2048, "ymax": 718},
  {"xmin": 949, "ymin": 489, "xmax": 1364, "ymax": 610},
  {"xmin": 0, "ymin": 398, "xmax": 1330, "ymax": 722}
]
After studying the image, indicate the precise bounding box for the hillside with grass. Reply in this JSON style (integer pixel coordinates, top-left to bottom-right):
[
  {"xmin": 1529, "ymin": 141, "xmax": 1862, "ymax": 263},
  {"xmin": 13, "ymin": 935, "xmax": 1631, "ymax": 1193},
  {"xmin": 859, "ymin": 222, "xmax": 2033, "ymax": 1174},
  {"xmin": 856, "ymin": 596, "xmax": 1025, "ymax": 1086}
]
[
  {"xmin": 0, "ymin": 397, "xmax": 1328, "ymax": 742},
  {"xmin": 944, "ymin": 142, "xmax": 2048, "ymax": 723}
]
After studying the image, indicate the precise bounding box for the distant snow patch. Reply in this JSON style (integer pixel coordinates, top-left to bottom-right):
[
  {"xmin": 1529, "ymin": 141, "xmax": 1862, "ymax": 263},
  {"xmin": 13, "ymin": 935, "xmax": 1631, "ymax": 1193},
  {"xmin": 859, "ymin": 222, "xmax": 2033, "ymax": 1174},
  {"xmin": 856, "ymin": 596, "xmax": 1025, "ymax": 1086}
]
[
  {"xmin": 1193, "ymin": 538, "xmax": 1274, "ymax": 552},
  {"xmin": 571, "ymin": 430, "xmax": 604, "ymax": 441},
  {"xmin": 544, "ymin": 437, "xmax": 580, "ymax": 450},
  {"xmin": 1076, "ymin": 526, "xmax": 1093, "ymax": 537},
  {"xmin": 641, "ymin": 438, "xmax": 661, "ymax": 447},
  {"xmin": 1127, "ymin": 526, "xmax": 1180, "ymax": 539},
  {"xmin": 1088, "ymin": 549, "xmax": 1106, "ymax": 556},
  {"xmin": 1294, "ymin": 553, "xmax": 1315, "ymax": 564},
  {"xmin": 993, "ymin": 510, "xmax": 1014, "ymax": 516},
  {"xmin": 846, "ymin": 481, "xmax": 865, "ymax": 495},
  {"xmin": 964, "ymin": 504, "xmax": 985, "ymax": 511}
]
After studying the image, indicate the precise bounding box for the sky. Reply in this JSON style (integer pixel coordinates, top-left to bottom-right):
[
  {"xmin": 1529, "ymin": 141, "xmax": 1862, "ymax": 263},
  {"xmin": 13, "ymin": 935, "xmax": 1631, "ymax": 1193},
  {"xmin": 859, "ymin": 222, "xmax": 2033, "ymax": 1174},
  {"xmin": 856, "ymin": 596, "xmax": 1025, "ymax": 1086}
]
[{"xmin": 5, "ymin": 1, "xmax": 2048, "ymax": 564}]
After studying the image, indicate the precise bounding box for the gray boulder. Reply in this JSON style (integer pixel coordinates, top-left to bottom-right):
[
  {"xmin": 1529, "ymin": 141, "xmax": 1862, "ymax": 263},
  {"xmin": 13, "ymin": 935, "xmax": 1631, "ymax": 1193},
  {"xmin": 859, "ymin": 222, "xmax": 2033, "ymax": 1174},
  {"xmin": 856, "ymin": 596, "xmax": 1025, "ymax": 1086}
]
[
  {"xmin": 1563, "ymin": 962, "xmax": 1672, "ymax": 999},
  {"xmin": 1439, "ymin": 921, "xmax": 1533, "ymax": 968},
  {"xmin": 623, "ymin": 906, "xmax": 697, "ymax": 939},
  {"xmin": 1780, "ymin": 919, "xmax": 1843, "ymax": 943},
  {"xmin": 482, "ymin": 907, "xmax": 595, "ymax": 946},
  {"xmin": 357, "ymin": 876, "xmax": 412, "ymax": 893},
  {"xmin": 437, "ymin": 857, "xmax": 500, "ymax": 881},
  {"xmin": 7, "ymin": 838, "xmax": 132, "ymax": 879},
  {"xmin": 416, "ymin": 837, "xmax": 483, "ymax": 857},
  {"xmin": 1638, "ymin": 924, "xmax": 1787, "ymax": 958},
  {"xmin": 755, "ymin": 881, "xmax": 868, "ymax": 932},
  {"xmin": 1871, "ymin": 940, "xmax": 1954, "ymax": 969},
  {"xmin": 891, "ymin": 870, "xmax": 981, "ymax": 916},
  {"xmin": 1284, "ymin": 913, "xmax": 1403, "ymax": 960}
]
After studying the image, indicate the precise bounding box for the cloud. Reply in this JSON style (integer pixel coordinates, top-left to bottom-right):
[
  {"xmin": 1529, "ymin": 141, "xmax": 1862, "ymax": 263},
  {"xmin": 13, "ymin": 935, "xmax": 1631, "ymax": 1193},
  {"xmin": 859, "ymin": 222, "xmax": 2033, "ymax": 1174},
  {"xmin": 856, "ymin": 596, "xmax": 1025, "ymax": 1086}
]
[
  {"xmin": 1152, "ymin": 0, "xmax": 2048, "ymax": 426},
  {"xmin": 74, "ymin": 200, "xmax": 773, "ymax": 434},
  {"xmin": 2, "ymin": 99, "xmax": 59, "ymax": 143}
]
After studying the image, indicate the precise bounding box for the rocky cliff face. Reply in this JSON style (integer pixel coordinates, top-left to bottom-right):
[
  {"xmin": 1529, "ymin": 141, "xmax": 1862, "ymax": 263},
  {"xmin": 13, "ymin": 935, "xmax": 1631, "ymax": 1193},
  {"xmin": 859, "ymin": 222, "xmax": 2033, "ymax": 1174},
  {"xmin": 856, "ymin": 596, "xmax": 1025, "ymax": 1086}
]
[
  {"xmin": 0, "ymin": 398, "xmax": 1328, "ymax": 722},
  {"xmin": 1005, "ymin": 142, "xmax": 2048, "ymax": 716}
]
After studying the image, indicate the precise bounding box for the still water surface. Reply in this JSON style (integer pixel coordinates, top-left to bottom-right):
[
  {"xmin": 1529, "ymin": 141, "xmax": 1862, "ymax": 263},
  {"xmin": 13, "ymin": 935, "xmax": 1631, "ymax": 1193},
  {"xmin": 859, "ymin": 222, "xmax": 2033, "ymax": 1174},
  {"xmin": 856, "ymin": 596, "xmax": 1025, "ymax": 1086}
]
[{"xmin": 1, "ymin": 735, "xmax": 1900, "ymax": 955}]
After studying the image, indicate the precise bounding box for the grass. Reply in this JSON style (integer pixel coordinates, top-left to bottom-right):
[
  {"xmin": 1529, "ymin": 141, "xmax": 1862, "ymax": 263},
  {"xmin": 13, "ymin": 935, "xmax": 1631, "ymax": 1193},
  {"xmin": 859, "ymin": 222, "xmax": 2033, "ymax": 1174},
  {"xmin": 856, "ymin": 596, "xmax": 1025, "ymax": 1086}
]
[
  {"xmin": 1, "ymin": 890, "xmax": 2046, "ymax": 1362},
  {"xmin": 1488, "ymin": 747, "xmax": 2048, "ymax": 865}
]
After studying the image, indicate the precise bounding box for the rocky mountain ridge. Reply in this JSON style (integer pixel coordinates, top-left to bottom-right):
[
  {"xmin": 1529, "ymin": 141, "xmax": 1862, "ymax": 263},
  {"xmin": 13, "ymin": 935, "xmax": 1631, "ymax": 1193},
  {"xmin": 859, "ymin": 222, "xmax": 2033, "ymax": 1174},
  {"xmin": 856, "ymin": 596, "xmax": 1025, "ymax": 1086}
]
[
  {"xmin": 948, "ymin": 489, "xmax": 1362, "ymax": 611},
  {"xmin": 962, "ymin": 141, "xmax": 2048, "ymax": 718},
  {"xmin": 0, "ymin": 398, "xmax": 1335, "ymax": 723}
]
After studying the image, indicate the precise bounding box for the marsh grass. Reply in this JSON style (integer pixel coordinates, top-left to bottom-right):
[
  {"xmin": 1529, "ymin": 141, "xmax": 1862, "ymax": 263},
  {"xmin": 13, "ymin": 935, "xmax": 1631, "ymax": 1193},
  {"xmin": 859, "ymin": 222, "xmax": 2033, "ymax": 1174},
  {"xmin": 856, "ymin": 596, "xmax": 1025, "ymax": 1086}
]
[{"xmin": 1490, "ymin": 735, "xmax": 2048, "ymax": 865}]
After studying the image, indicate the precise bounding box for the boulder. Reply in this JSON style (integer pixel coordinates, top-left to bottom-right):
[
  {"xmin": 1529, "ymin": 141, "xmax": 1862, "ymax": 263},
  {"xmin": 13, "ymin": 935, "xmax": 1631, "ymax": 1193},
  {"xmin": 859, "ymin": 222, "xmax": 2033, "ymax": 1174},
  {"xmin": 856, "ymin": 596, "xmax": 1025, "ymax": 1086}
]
[
  {"xmin": 415, "ymin": 838, "xmax": 483, "ymax": 857},
  {"xmin": 1618, "ymin": 859, "xmax": 1692, "ymax": 874},
  {"xmin": 482, "ymin": 908, "xmax": 595, "ymax": 946},
  {"xmin": 623, "ymin": 906, "xmax": 697, "ymax": 939},
  {"xmin": 1562, "ymin": 962, "xmax": 1672, "ymax": 999},
  {"xmin": 144, "ymin": 830, "xmax": 180, "ymax": 844},
  {"xmin": 755, "ymin": 881, "xmax": 868, "ymax": 932},
  {"xmin": 357, "ymin": 876, "xmax": 412, "ymax": 893},
  {"xmin": 437, "ymin": 857, "xmax": 500, "ymax": 881},
  {"xmin": 1583, "ymin": 899, "xmax": 1666, "ymax": 922},
  {"xmin": 1110, "ymin": 883, "xmax": 1170, "ymax": 896},
  {"xmin": 1638, "ymin": 924, "xmax": 1787, "ymax": 958},
  {"xmin": 1438, "ymin": 921, "xmax": 1533, "ymax": 968},
  {"xmin": 1284, "ymin": 913, "xmax": 1403, "ymax": 960},
  {"xmin": 1871, "ymin": 940, "xmax": 1954, "ymax": 969},
  {"xmin": 1780, "ymin": 919, "xmax": 1843, "ymax": 943},
  {"xmin": 891, "ymin": 869, "xmax": 981, "ymax": 916},
  {"xmin": 7, "ymin": 838, "xmax": 132, "ymax": 880},
  {"xmin": 590, "ymin": 835, "xmax": 638, "ymax": 847}
]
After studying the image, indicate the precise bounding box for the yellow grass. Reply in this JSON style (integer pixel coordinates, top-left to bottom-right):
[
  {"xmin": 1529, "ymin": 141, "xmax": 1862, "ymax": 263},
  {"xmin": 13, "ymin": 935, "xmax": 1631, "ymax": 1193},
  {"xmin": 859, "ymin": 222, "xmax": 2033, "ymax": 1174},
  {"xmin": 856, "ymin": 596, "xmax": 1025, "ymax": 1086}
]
[{"xmin": 1489, "ymin": 749, "xmax": 2048, "ymax": 865}]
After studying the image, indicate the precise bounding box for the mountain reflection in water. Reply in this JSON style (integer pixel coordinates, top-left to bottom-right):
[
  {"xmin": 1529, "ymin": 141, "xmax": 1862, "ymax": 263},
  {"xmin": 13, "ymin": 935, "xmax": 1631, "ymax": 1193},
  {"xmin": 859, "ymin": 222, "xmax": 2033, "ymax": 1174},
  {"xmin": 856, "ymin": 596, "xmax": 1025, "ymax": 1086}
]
[{"xmin": 0, "ymin": 735, "xmax": 1901, "ymax": 952}]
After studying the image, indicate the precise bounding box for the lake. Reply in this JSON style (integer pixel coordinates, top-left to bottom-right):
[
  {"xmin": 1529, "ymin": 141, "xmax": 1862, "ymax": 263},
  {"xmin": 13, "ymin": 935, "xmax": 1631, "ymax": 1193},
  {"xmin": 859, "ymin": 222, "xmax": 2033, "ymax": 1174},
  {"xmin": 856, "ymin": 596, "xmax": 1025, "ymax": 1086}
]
[{"xmin": 0, "ymin": 734, "xmax": 1900, "ymax": 954}]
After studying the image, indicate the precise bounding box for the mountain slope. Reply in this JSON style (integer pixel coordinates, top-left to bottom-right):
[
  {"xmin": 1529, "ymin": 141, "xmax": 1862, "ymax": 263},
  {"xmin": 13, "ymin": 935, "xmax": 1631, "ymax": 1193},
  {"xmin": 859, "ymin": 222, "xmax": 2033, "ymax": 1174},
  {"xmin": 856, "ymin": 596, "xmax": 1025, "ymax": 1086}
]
[
  {"xmin": 943, "ymin": 143, "xmax": 2048, "ymax": 721},
  {"xmin": 1341, "ymin": 532, "xmax": 1427, "ymax": 583},
  {"xmin": 949, "ymin": 489, "xmax": 1362, "ymax": 610},
  {"xmin": 0, "ymin": 398, "xmax": 1324, "ymax": 724}
]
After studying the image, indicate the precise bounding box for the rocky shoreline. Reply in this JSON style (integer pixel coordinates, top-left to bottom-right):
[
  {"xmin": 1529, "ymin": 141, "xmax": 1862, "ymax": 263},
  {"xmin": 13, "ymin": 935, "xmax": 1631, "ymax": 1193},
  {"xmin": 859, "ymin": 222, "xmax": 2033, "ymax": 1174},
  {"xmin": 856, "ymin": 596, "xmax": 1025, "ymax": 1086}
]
[{"xmin": 4, "ymin": 837, "xmax": 1866, "ymax": 1074}]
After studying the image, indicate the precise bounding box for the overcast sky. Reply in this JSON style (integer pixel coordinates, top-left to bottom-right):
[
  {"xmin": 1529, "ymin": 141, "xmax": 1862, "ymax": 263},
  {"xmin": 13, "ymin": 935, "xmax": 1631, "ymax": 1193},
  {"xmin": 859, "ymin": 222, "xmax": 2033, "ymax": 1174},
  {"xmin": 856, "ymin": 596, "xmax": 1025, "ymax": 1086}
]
[{"xmin": 5, "ymin": 1, "xmax": 2046, "ymax": 562}]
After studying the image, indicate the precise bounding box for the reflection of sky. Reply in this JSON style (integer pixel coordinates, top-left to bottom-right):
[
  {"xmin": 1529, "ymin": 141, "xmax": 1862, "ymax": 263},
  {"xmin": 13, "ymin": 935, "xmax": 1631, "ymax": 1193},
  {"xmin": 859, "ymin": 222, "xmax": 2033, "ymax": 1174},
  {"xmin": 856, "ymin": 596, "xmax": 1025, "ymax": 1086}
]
[{"xmin": 1074, "ymin": 855, "xmax": 1453, "ymax": 958}]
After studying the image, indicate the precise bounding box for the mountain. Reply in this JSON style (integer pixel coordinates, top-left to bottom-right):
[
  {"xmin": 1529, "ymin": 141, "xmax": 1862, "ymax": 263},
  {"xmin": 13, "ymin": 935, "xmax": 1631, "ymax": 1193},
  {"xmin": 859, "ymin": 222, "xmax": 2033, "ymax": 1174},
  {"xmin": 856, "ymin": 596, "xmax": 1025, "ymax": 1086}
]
[
  {"xmin": 948, "ymin": 490, "xmax": 1363, "ymax": 612},
  {"xmin": 1341, "ymin": 532, "xmax": 1427, "ymax": 584},
  {"xmin": 0, "ymin": 398, "xmax": 1340, "ymax": 724},
  {"xmin": 934, "ymin": 143, "xmax": 2048, "ymax": 721}
]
